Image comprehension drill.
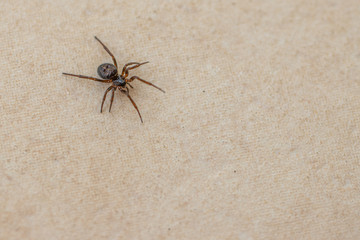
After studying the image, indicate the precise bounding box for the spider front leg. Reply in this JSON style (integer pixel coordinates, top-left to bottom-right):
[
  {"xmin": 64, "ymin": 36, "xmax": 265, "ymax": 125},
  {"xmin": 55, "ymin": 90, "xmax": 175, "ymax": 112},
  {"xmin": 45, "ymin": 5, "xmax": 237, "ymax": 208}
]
[
  {"xmin": 127, "ymin": 76, "xmax": 165, "ymax": 93},
  {"xmin": 121, "ymin": 61, "xmax": 149, "ymax": 77}
]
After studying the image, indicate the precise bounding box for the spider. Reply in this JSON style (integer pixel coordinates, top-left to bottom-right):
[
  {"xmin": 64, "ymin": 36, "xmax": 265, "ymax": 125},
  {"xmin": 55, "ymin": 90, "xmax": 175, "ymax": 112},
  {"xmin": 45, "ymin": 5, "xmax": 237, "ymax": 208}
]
[{"xmin": 63, "ymin": 36, "xmax": 165, "ymax": 123}]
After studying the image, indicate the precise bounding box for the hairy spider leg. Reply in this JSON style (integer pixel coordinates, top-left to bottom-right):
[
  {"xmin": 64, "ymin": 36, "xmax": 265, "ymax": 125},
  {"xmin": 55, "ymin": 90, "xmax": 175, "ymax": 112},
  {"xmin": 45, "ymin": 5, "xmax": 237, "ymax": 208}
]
[
  {"xmin": 101, "ymin": 86, "xmax": 114, "ymax": 113},
  {"xmin": 109, "ymin": 88, "xmax": 116, "ymax": 112},
  {"xmin": 122, "ymin": 62, "xmax": 149, "ymax": 77},
  {"xmin": 121, "ymin": 87, "xmax": 143, "ymax": 123},
  {"xmin": 94, "ymin": 36, "xmax": 118, "ymax": 69},
  {"xmin": 63, "ymin": 73, "xmax": 112, "ymax": 83},
  {"xmin": 127, "ymin": 76, "xmax": 165, "ymax": 93}
]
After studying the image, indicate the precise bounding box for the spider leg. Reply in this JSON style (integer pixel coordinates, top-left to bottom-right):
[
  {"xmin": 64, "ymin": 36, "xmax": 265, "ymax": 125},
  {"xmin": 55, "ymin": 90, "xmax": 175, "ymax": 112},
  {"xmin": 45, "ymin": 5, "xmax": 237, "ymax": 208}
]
[
  {"xmin": 127, "ymin": 76, "xmax": 165, "ymax": 93},
  {"xmin": 126, "ymin": 62, "xmax": 149, "ymax": 71},
  {"xmin": 101, "ymin": 86, "xmax": 114, "ymax": 113},
  {"xmin": 109, "ymin": 88, "xmax": 116, "ymax": 112},
  {"xmin": 120, "ymin": 87, "xmax": 143, "ymax": 123},
  {"xmin": 127, "ymin": 83, "xmax": 134, "ymax": 88},
  {"xmin": 122, "ymin": 61, "xmax": 149, "ymax": 77},
  {"xmin": 63, "ymin": 73, "xmax": 112, "ymax": 83},
  {"xmin": 122, "ymin": 62, "xmax": 141, "ymax": 69},
  {"xmin": 94, "ymin": 36, "xmax": 118, "ymax": 69}
]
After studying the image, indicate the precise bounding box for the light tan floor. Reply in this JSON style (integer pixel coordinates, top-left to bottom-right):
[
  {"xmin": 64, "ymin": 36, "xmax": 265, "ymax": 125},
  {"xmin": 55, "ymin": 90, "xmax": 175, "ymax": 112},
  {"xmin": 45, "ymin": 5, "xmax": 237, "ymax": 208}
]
[{"xmin": 1, "ymin": 0, "xmax": 359, "ymax": 239}]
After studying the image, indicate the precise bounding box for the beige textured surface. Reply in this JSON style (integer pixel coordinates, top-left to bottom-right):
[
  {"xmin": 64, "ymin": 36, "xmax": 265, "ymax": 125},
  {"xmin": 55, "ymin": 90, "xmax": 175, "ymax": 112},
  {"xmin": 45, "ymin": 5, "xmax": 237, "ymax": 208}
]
[{"xmin": 1, "ymin": 0, "xmax": 360, "ymax": 239}]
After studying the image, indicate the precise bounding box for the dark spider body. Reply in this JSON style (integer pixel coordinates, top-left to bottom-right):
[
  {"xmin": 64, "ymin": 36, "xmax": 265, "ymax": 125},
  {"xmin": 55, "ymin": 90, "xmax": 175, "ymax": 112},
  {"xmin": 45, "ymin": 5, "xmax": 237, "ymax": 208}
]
[{"xmin": 63, "ymin": 36, "xmax": 165, "ymax": 123}]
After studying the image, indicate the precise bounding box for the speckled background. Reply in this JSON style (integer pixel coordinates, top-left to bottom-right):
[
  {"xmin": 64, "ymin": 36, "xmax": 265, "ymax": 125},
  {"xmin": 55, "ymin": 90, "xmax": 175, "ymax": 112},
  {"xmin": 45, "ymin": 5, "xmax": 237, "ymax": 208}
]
[{"xmin": 1, "ymin": 0, "xmax": 360, "ymax": 239}]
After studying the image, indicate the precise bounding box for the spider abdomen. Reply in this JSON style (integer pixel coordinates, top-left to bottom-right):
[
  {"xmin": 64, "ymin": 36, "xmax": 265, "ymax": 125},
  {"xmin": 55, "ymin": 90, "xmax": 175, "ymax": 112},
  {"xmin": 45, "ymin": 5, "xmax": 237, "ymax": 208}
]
[{"xmin": 97, "ymin": 63, "xmax": 117, "ymax": 79}]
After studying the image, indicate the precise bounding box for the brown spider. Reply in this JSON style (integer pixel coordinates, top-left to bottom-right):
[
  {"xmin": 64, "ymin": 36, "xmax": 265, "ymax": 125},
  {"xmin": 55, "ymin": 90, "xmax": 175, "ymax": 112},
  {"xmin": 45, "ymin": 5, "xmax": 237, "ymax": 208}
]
[{"xmin": 63, "ymin": 36, "xmax": 165, "ymax": 123}]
